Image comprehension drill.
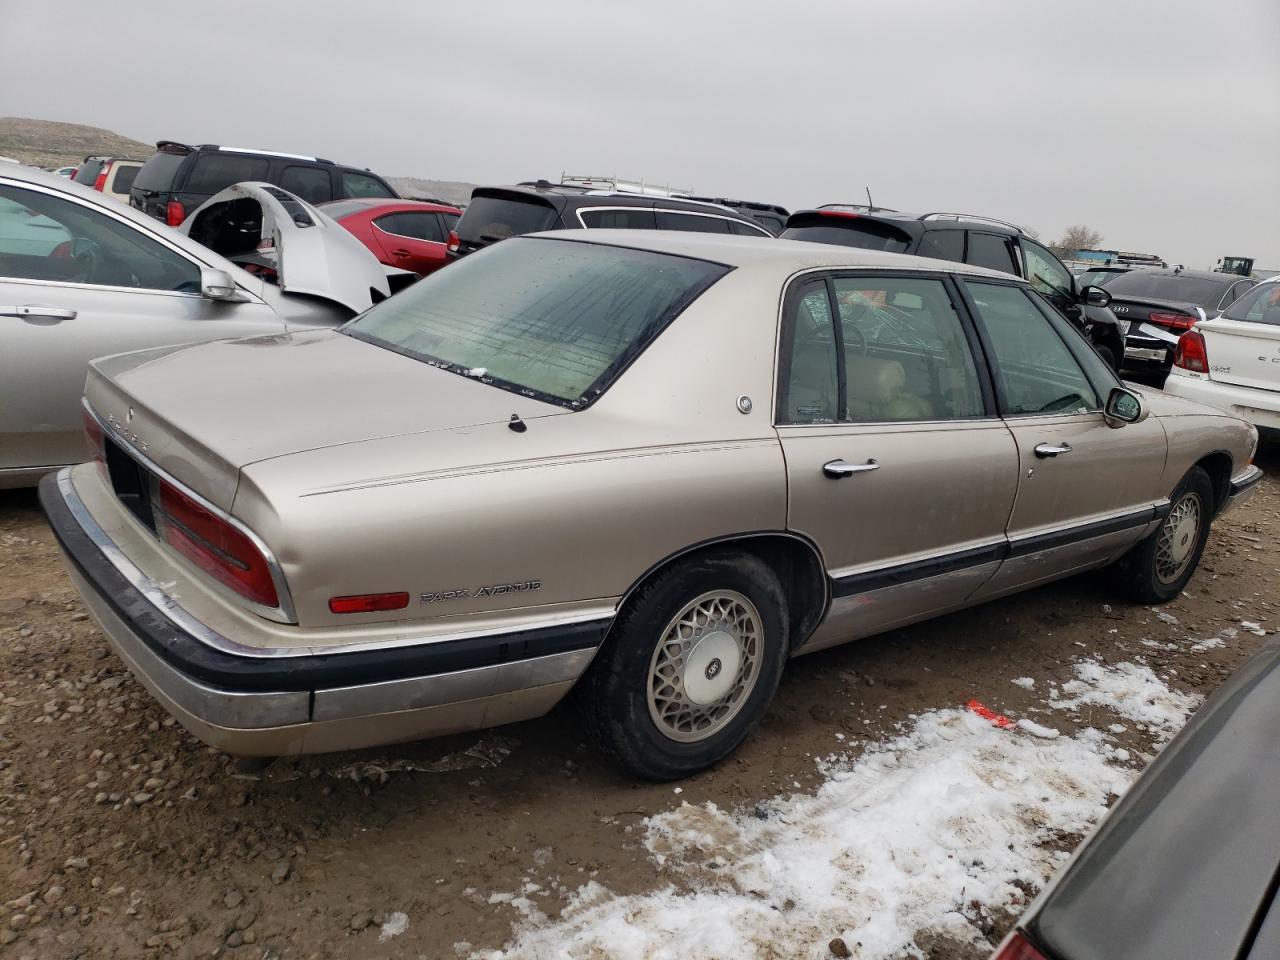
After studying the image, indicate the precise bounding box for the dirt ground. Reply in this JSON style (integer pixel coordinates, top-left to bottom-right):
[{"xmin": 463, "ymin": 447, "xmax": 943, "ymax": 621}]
[{"xmin": 2, "ymin": 443, "xmax": 1277, "ymax": 960}]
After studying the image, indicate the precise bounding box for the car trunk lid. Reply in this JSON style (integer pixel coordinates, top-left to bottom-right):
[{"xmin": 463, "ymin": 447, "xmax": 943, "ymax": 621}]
[
  {"xmin": 84, "ymin": 330, "xmax": 568, "ymax": 511},
  {"xmin": 1198, "ymin": 317, "xmax": 1280, "ymax": 392}
]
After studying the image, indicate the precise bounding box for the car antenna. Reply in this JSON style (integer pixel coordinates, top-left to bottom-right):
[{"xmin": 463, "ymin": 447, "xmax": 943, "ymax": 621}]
[
  {"xmin": 866, "ymin": 186, "xmax": 874, "ymax": 210},
  {"xmin": 508, "ymin": 413, "xmax": 527, "ymax": 433}
]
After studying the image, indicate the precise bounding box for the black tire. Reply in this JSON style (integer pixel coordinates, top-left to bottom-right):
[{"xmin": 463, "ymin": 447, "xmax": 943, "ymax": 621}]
[
  {"xmin": 579, "ymin": 551, "xmax": 789, "ymax": 781},
  {"xmin": 1114, "ymin": 466, "xmax": 1214, "ymax": 603}
]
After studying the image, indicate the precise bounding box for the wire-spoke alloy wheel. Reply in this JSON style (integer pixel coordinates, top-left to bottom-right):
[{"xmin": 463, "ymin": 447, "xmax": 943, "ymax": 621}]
[
  {"xmin": 1155, "ymin": 493, "xmax": 1202, "ymax": 584},
  {"xmin": 647, "ymin": 590, "xmax": 762, "ymax": 743}
]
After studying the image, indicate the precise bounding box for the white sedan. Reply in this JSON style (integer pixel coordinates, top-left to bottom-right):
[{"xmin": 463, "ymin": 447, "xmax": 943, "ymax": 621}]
[{"xmin": 1164, "ymin": 276, "xmax": 1280, "ymax": 439}]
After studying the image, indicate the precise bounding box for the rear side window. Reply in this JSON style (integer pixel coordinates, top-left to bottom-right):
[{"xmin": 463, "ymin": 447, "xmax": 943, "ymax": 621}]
[
  {"xmin": 1223, "ymin": 282, "xmax": 1280, "ymax": 325},
  {"xmin": 110, "ymin": 165, "xmax": 140, "ymax": 194},
  {"xmin": 375, "ymin": 211, "xmax": 446, "ymax": 242},
  {"xmin": 917, "ymin": 229, "xmax": 964, "ymax": 263},
  {"xmin": 184, "ymin": 153, "xmax": 270, "ymax": 194},
  {"xmin": 966, "ymin": 232, "xmax": 1017, "ymax": 275},
  {"xmin": 341, "ymin": 172, "xmax": 394, "ymax": 198},
  {"xmin": 456, "ymin": 194, "xmax": 558, "ymax": 243},
  {"xmin": 780, "ymin": 215, "xmax": 912, "ymax": 253},
  {"xmin": 579, "ymin": 208, "xmax": 656, "ymax": 229},
  {"xmin": 755, "ymin": 214, "xmax": 784, "ymax": 234},
  {"xmin": 655, "ymin": 211, "xmax": 732, "ymax": 233},
  {"xmin": 132, "ymin": 150, "xmax": 186, "ymax": 192},
  {"xmin": 280, "ymin": 165, "xmax": 333, "ymax": 204}
]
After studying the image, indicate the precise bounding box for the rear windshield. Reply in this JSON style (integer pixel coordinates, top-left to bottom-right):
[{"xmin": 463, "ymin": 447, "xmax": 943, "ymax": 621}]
[
  {"xmin": 455, "ymin": 193, "xmax": 558, "ymax": 243},
  {"xmin": 184, "ymin": 153, "xmax": 270, "ymax": 195},
  {"xmin": 781, "ymin": 215, "xmax": 912, "ymax": 253},
  {"xmin": 73, "ymin": 160, "xmax": 104, "ymax": 185},
  {"xmin": 344, "ymin": 237, "xmax": 730, "ymax": 407},
  {"xmin": 111, "ymin": 165, "xmax": 140, "ymax": 194},
  {"xmin": 1100, "ymin": 271, "xmax": 1232, "ymax": 309},
  {"xmin": 132, "ymin": 150, "xmax": 186, "ymax": 192},
  {"xmin": 1223, "ymin": 282, "xmax": 1280, "ymax": 325}
]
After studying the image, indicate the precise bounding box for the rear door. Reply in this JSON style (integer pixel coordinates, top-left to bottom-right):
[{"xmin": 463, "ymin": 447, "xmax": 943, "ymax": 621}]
[
  {"xmin": 959, "ymin": 279, "xmax": 1167, "ymax": 599},
  {"xmin": 778, "ymin": 271, "xmax": 1018, "ymax": 651},
  {"xmin": 370, "ymin": 210, "xmax": 450, "ymax": 275},
  {"xmin": 0, "ymin": 179, "xmax": 283, "ymax": 473}
]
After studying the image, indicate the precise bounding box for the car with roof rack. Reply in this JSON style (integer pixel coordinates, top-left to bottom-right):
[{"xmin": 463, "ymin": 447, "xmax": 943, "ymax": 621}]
[
  {"xmin": 781, "ymin": 207, "xmax": 1126, "ymax": 370},
  {"xmin": 42, "ymin": 231, "xmax": 1260, "ymax": 778},
  {"xmin": 676, "ymin": 195, "xmax": 790, "ymax": 235},
  {"xmin": 446, "ymin": 178, "xmax": 772, "ymax": 259},
  {"xmin": 129, "ymin": 141, "xmax": 397, "ymax": 227}
]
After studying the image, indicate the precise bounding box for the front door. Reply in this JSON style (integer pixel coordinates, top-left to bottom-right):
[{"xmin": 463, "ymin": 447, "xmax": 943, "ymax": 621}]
[
  {"xmin": 0, "ymin": 179, "xmax": 282, "ymax": 474},
  {"xmin": 777, "ymin": 272, "xmax": 1019, "ymax": 651},
  {"xmin": 958, "ymin": 279, "xmax": 1168, "ymax": 600}
]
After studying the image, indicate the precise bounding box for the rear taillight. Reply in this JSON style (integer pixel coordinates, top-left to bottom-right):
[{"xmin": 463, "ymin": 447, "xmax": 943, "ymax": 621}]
[
  {"xmin": 1149, "ymin": 310, "xmax": 1197, "ymax": 331},
  {"xmin": 92, "ymin": 163, "xmax": 110, "ymax": 192},
  {"xmin": 990, "ymin": 931, "xmax": 1049, "ymax": 960},
  {"xmin": 153, "ymin": 479, "xmax": 279, "ymax": 608},
  {"xmin": 329, "ymin": 592, "xmax": 410, "ymax": 615},
  {"xmin": 83, "ymin": 408, "xmax": 105, "ymax": 464},
  {"xmin": 1174, "ymin": 330, "xmax": 1209, "ymax": 373},
  {"xmin": 165, "ymin": 201, "xmax": 186, "ymax": 226},
  {"xmin": 446, "ymin": 229, "xmax": 460, "ymax": 253}
]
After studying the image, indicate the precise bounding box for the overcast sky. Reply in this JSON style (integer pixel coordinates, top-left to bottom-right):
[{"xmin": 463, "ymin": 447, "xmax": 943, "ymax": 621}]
[{"xmin": 3, "ymin": 0, "xmax": 1277, "ymax": 269}]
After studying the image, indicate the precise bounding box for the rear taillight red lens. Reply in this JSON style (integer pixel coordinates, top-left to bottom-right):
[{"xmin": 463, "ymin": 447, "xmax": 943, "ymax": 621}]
[
  {"xmin": 92, "ymin": 163, "xmax": 110, "ymax": 192},
  {"xmin": 165, "ymin": 201, "xmax": 185, "ymax": 226},
  {"xmin": 1149, "ymin": 310, "xmax": 1197, "ymax": 331},
  {"xmin": 990, "ymin": 931, "xmax": 1049, "ymax": 960},
  {"xmin": 83, "ymin": 408, "xmax": 105, "ymax": 464},
  {"xmin": 328, "ymin": 592, "xmax": 410, "ymax": 615},
  {"xmin": 820, "ymin": 210, "xmax": 862, "ymax": 219},
  {"xmin": 153, "ymin": 479, "xmax": 279, "ymax": 608},
  {"xmin": 446, "ymin": 229, "xmax": 460, "ymax": 253},
  {"xmin": 1174, "ymin": 330, "xmax": 1209, "ymax": 373}
]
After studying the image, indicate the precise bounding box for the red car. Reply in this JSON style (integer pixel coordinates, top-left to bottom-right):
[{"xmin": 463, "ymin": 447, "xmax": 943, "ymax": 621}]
[{"xmin": 319, "ymin": 197, "xmax": 461, "ymax": 277}]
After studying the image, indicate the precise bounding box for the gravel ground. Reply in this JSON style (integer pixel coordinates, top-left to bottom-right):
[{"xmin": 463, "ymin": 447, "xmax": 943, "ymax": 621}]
[{"xmin": 2, "ymin": 443, "xmax": 1277, "ymax": 959}]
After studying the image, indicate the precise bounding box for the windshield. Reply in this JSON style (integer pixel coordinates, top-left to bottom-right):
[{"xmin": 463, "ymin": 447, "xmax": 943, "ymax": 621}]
[
  {"xmin": 344, "ymin": 237, "xmax": 730, "ymax": 407},
  {"xmin": 1223, "ymin": 282, "xmax": 1280, "ymax": 325},
  {"xmin": 1100, "ymin": 271, "xmax": 1231, "ymax": 309}
]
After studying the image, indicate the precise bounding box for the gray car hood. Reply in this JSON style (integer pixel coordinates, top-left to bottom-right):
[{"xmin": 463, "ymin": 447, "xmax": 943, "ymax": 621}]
[{"xmin": 179, "ymin": 182, "xmax": 389, "ymax": 314}]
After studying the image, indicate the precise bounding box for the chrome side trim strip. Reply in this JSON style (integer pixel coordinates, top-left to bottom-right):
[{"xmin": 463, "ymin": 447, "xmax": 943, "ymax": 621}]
[{"xmin": 59, "ymin": 468, "xmax": 615, "ymax": 660}]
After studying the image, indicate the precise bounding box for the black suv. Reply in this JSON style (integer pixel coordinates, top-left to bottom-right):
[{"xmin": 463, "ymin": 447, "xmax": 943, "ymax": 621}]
[
  {"xmin": 447, "ymin": 182, "xmax": 772, "ymax": 259},
  {"xmin": 782, "ymin": 207, "xmax": 1125, "ymax": 369},
  {"xmin": 130, "ymin": 141, "xmax": 398, "ymax": 227}
]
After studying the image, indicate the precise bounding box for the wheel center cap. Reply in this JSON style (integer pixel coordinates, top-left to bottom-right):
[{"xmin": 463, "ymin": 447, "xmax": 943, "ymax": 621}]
[
  {"xmin": 683, "ymin": 630, "xmax": 740, "ymax": 705},
  {"xmin": 1171, "ymin": 517, "xmax": 1196, "ymax": 562}
]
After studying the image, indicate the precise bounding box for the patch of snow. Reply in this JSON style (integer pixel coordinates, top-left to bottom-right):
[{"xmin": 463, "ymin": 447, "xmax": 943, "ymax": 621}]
[
  {"xmin": 1016, "ymin": 718, "xmax": 1059, "ymax": 739},
  {"xmin": 477, "ymin": 660, "xmax": 1193, "ymax": 960},
  {"xmin": 1190, "ymin": 637, "xmax": 1225, "ymax": 653},
  {"xmin": 1011, "ymin": 677, "xmax": 1036, "ymax": 690},
  {"xmin": 379, "ymin": 912, "xmax": 409, "ymax": 943},
  {"xmin": 1155, "ymin": 611, "xmax": 1179, "ymax": 625},
  {"xmin": 1241, "ymin": 621, "xmax": 1267, "ymax": 636}
]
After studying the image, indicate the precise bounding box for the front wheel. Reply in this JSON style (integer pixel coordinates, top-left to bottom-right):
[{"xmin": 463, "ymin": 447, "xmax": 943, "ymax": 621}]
[
  {"xmin": 579, "ymin": 552, "xmax": 789, "ymax": 780},
  {"xmin": 1114, "ymin": 466, "xmax": 1214, "ymax": 603}
]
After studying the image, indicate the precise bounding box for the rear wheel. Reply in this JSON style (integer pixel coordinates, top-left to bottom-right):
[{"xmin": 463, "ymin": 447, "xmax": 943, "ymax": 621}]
[
  {"xmin": 1114, "ymin": 466, "xmax": 1214, "ymax": 603},
  {"xmin": 580, "ymin": 552, "xmax": 788, "ymax": 780}
]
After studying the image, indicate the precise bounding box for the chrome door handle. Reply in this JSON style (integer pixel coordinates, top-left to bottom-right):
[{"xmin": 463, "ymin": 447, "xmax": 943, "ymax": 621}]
[
  {"xmin": 823, "ymin": 458, "xmax": 879, "ymax": 478},
  {"xmin": 0, "ymin": 305, "xmax": 77, "ymax": 322},
  {"xmin": 1034, "ymin": 442, "xmax": 1073, "ymax": 459}
]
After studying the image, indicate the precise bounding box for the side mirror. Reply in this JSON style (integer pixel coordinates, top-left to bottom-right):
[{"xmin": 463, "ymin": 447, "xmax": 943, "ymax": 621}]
[
  {"xmin": 1103, "ymin": 387, "xmax": 1148, "ymax": 428},
  {"xmin": 1080, "ymin": 284, "xmax": 1112, "ymax": 308},
  {"xmin": 200, "ymin": 268, "xmax": 245, "ymax": 302}
]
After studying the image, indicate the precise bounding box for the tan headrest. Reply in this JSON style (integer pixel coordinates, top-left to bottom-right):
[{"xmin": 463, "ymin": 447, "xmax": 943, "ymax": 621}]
[{"xmin": 846, "ymin": 354, "xmax": 906, "ymax": 404}]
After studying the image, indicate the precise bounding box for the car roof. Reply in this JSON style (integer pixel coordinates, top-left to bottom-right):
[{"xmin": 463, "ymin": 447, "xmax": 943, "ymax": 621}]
[
  {"xmin": 524, "ymin": 229, "xmax": 1022, "ymax": 281},
  {"xmin": 1128, "ymin": 268, "xmax": 1238, "ymax": 282},
  {"xmin": 789, "ymin": 208, "xmax": 1027, "ymax": 236},
  {"xmin": 319, "ymin": 197, "xmax": 460, "ymax": 214},
  {"xmin": 483, "ymin": 183, "xmax": 757, "ymax": 219}
]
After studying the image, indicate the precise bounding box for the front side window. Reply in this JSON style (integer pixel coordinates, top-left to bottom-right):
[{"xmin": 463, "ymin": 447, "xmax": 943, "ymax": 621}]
[
  {"xmin": 579, "ymin": 208, "xmax": 656, "ymax": 230},
  {"xmin": 280, "ymin": 165, "xmax": 333, "ymax": 204},
  {"xmin": 1222, "ymin": 282, "xmax": 1280, "ymax": 325},
  {"xmin": 341, "ymin": 172, "xmax": 394, "ymax": 199},
  {"xmin": 779, "ymin": 276, "xmax": 985, "ymax": 424},
  {"xmin": 1021, "ymin": 238, "xmax": 1074, "ymax": 302},
  {"xmin": 965, "ymin": 281, "xmax": 1099, "ymax": 416},
  {"xmin": 0, "ymin": 184, "xmax": 200, "ymax": 292},
  {"xmin": 344, "ymin": 237, "xmax": 729, "ymax": 407},
  {"xmin": 966, "ymin": 232, "xmax": 1017, "ymax": 275}
]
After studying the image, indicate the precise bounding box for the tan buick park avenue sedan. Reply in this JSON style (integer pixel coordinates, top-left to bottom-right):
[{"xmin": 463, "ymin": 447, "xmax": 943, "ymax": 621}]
[{"xmin": 42, "ymin": 232, "xmax": 1262, "ymax": 779}]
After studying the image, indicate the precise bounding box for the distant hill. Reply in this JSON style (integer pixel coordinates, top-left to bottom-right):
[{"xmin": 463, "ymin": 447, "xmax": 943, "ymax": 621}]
[
  {"xmin": 388, "ymin": 176, "xmax": 479, "ymax": 207},
  {"xmin": 0, "ymin": 117, "xmax": 153, "ymax": 169}
]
